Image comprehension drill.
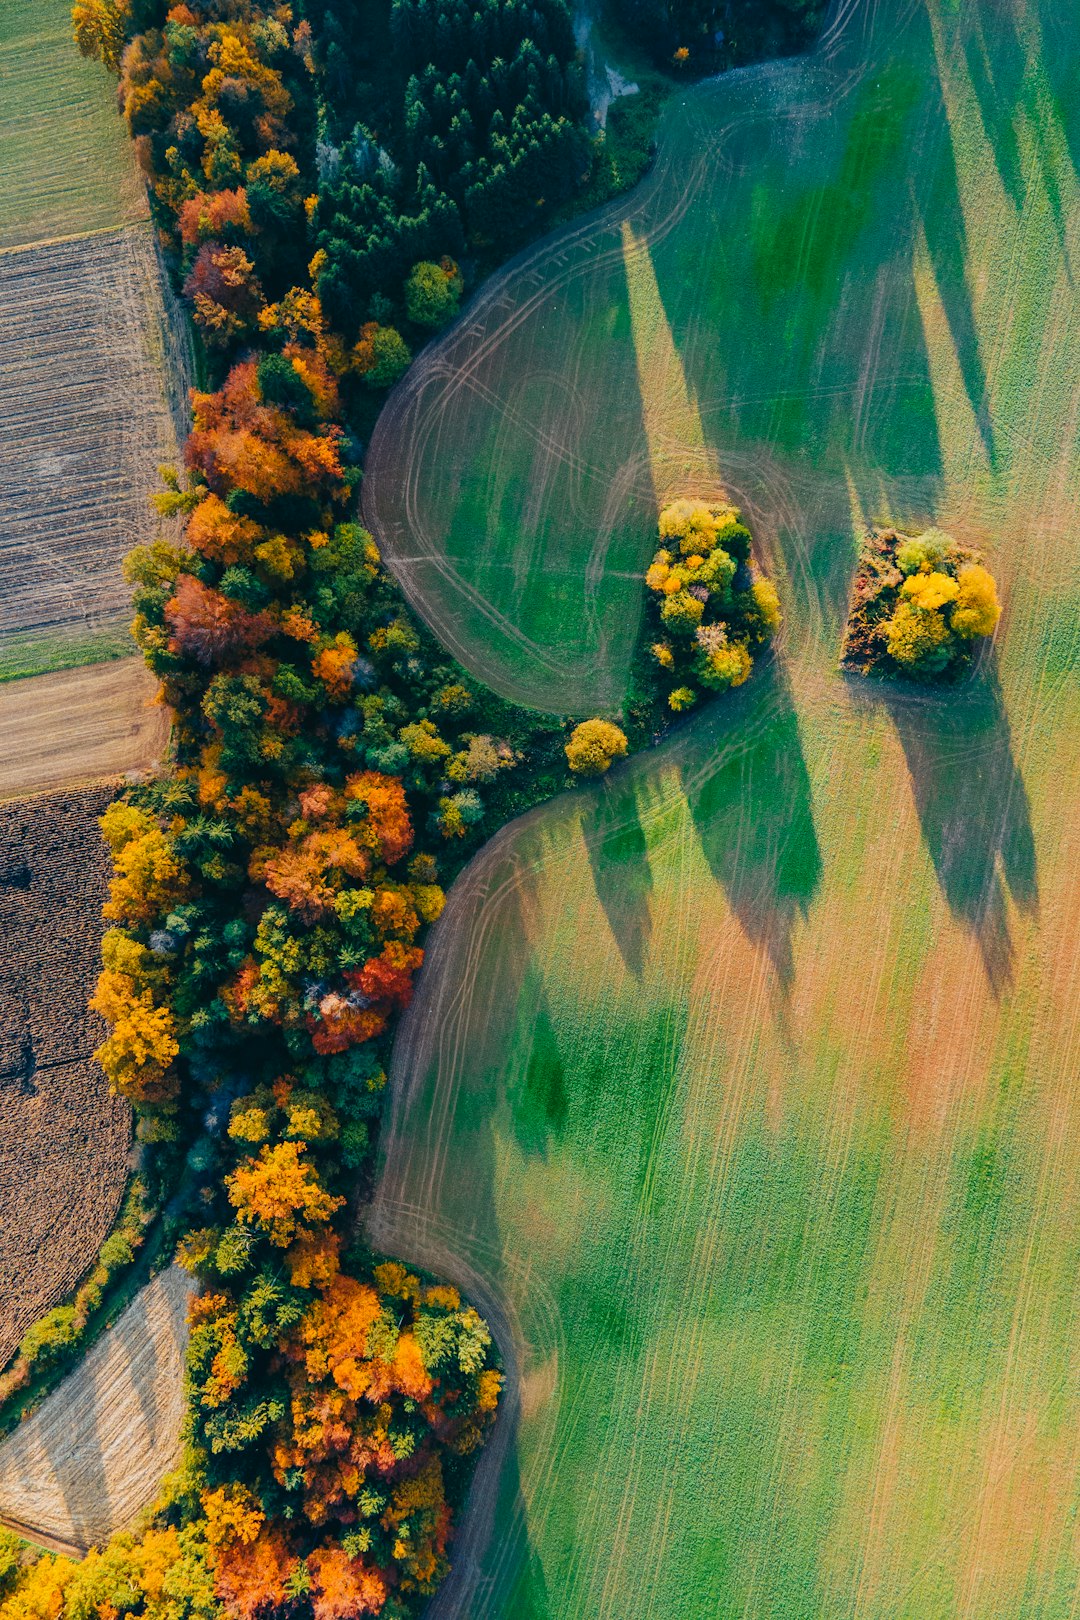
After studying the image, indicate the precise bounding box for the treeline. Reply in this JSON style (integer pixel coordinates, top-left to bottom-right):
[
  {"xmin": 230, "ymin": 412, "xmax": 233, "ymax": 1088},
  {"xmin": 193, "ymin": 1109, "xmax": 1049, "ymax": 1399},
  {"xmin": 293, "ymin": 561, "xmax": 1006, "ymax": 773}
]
[
  {"xmin": 75, "ymin": 0, "xmax": 591, "ymax": 372},
  {"xmin": 11, "ymin": 3, "xmax": 569, "ymax": 1616},
  {"xmin": 608, "ymin": 0, "xmax": 824, "ymax": 71}
]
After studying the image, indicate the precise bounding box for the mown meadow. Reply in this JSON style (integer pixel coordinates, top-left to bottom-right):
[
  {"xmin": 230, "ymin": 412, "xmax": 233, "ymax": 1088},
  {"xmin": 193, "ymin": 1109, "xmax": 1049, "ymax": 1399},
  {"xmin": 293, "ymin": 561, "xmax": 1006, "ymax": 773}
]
[
  {"xmin": 366, "ymin": 0, "xmax": 1080, "ymax": 1612},
  {"xmin": 0, "ymin": 0, "xmax": 143, "ymax": 249}
]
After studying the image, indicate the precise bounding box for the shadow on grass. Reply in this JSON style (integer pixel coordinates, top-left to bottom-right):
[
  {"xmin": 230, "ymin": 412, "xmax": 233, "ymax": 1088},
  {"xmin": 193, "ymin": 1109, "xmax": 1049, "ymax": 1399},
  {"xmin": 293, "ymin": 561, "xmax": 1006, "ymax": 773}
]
[
  {"xmin": 849, "ymin": 651, "xmax": 1037, "ymax": 994},
  {"xmin": 678, "ymin": 655, "xmax": 823, "ymax": 993},
  {"xmin": 581, "ymin": 777, "xmax": 654, "ymax": 978}
]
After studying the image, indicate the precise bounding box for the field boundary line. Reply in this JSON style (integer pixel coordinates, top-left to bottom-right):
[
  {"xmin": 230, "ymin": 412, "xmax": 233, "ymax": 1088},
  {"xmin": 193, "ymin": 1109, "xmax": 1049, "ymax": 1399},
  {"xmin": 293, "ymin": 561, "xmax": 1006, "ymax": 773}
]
[
  {"xmin": 0, "ymin": 219, "xmax": 154, "ymax": 261},
  {"xmin": 0, "ymin": 1513, "xmax": 83, "ymax": 1561}
]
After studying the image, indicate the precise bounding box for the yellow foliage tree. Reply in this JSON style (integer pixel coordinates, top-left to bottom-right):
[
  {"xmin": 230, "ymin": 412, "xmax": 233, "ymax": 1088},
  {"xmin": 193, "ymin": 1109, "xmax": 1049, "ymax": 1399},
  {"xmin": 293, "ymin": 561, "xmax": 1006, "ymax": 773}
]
[
  {"xmin": 227, "ymin": 1141, "xmax": 344, "ymax": 1247},
  {"xmin": 91, "ymin": 932, "xmax": 179, "ymax": 1103},
  {"xmin": 72, "ymin": 0, "xmax": 130, "ymax": 72},
  {"xmin": 952, "ymin": 562, "xmax": 1001, "ymax": 639},
  {"xmin": 886, "ymin": 599, "xmax": 952, "ymax": 669},
  {"xmin": 900, "ymin": 570, "xmax": 959, "ymax": 612},
  {"xmin": 565, "ymin": 719, "xmax": 628, "ymax": 776},
  {"xmin": 100, "ymin": 804, "xmax": 187, "ymax": 925}
]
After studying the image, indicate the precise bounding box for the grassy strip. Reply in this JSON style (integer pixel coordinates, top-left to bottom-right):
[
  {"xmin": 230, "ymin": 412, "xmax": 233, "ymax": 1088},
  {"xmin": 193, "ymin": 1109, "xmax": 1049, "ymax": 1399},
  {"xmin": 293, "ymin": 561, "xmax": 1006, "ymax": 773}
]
[{"xmin": 0, "ymin": 627, "xmax": 133, "ymax": 685}]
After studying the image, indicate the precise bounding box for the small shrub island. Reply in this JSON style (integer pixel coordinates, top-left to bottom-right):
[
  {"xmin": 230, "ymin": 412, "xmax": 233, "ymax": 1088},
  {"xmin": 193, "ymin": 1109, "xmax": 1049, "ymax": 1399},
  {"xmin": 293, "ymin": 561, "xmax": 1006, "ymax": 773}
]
[
  {"xmin": 842, "ymin": 526, "xmax": 1001, "ymax": 680},
  {"xmin": 644, "ymin": 500, "xmax": 782, "ymax": 712}
]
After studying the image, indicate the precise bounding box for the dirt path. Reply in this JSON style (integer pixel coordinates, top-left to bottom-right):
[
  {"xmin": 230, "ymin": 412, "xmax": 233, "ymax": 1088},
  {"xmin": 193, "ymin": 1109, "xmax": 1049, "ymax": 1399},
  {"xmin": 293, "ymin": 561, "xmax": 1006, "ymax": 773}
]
[
  {"xmin": 0, "ymin": 1267, "xmax": 194, "ymax": 1552},
  {"xmin": 0, "ymin": 660, "xmax": 168, "ymax": 802}
]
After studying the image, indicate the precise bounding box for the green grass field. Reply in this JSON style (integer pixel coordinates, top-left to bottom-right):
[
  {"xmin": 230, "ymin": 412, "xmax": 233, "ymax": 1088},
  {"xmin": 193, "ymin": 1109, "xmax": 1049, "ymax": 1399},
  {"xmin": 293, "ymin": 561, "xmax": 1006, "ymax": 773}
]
[
  {"xmin": 365, "ymin": 0, "xmax": 1080, "ymax": 1613},
  {"xmin": 0, "ymin": 0, "xmax": 144, "ymax": 249}
]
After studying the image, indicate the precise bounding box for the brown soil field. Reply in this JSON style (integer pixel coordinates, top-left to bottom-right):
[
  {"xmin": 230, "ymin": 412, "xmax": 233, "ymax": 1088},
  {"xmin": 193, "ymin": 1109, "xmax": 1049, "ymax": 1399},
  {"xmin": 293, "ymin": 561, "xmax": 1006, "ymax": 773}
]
[
  {"xmin": 0, "ymin": 227, "xmax": 191, "ymax": 678},
  {"xmin": 0, "ymin": 1267, "xmax": 195, "ymax": 1552},
  {"xmin": 0, "ymin": 660, "xmax": 168, "ymax": 803},
  {"xmin": 0, "ymin": 787, "xmax": 131, "ymax": 1370}
]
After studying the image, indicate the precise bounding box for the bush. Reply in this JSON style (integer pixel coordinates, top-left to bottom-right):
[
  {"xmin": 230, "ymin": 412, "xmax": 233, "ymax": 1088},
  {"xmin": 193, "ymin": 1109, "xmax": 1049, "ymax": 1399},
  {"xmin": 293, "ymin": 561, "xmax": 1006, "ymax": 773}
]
[
  {"xmin": 952, "ymin": 564, "xmax": 1001, "ymax": 639},
  {"xmin": 565, "ymin": 719, "xmax": 629, "ymax": 776},
  {"xmin": 19, "ymin": 1306, "xmax": 80, "ymax": 1371}
]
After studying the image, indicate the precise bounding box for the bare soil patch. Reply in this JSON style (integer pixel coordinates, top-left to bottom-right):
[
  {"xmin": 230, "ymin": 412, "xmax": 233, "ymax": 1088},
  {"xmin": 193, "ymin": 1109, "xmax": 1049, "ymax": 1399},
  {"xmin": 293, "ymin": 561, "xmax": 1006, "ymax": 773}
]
[{"xmin": 0, "ymin": 660, "xmax": 168, "ymax": 804}]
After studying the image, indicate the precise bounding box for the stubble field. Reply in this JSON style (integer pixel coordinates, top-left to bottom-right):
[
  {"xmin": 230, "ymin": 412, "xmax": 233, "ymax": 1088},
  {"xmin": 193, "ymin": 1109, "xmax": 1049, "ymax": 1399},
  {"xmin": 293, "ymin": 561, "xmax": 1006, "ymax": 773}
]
[
  {"xmin": 0, "ymin": 228, "xmax": 188, "ymax": 682},
  {"xmin": 0, "ymin": 0, "xmax": 191, "ymax": 690},
  {"xmin": 0, "ymin": 1266, "xmax": 195, "ymax": 1554},
  {"xmin": 364, "ymin": 0, "xmax": 1080, "ymax": 1613}
]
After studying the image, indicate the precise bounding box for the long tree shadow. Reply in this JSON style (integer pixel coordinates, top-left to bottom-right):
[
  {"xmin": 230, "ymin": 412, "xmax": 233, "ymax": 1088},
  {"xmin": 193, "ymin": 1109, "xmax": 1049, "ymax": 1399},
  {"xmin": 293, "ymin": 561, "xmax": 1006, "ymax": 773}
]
[
  {"xmin": 677, "ymin": 655, "xmax": 823, "ymax": 994},
  {"xmin": 854, "ymin": 651, "xmax": 1038, "ymax": 994},
  {"xmin": 581, "ymin": 776, "xmax": 653, "ymax": 978}
]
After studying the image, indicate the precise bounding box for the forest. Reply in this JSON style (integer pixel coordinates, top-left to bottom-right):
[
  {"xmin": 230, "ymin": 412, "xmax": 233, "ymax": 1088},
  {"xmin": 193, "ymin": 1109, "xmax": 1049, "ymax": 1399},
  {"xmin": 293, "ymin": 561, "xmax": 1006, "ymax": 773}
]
[{"xmin": 0, "ymin": 2, "xmax": 788, "ymax": 1616}]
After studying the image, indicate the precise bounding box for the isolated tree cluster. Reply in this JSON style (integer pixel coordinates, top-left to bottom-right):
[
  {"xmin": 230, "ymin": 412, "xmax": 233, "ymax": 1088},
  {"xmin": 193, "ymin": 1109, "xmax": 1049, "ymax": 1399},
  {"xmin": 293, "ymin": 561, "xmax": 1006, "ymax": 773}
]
[
  {"xmin": 644, "ymin": 499, "xmax": 782, "ymax": 711},
  {"xmin": 841, "ymin": 526, "xmax": 1001, "ymax": 680}
]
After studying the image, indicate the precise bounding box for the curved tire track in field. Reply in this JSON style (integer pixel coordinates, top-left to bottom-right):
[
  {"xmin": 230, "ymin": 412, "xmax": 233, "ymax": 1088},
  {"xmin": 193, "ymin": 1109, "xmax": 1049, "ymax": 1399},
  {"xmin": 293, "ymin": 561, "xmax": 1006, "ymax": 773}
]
[
  {"xmin": 362, "ymin": 0, "xmax": 1080, "ymax": 1604},
  {"xmin": 367, "ymin": 645, "xmax": 829, "ymax": 1615},
  {"xmin": 361, "ymin": 0, "xmax": 898, "ymax": 1597},
  {"xmin": 361, "ymin": 0, "xmax": 893, "ymax": 713}
]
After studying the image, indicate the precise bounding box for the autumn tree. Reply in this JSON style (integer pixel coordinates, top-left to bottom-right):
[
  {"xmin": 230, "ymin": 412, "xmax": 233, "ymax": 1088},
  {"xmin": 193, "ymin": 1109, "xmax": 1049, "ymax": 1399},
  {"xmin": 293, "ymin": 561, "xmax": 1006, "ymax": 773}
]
[
  {"xmin": 565, "ymin": 719, "xmax": 629, "ymax": 776},
  {"xmin": 71, "ymin": 0, "xmax": 130, "ymax": 72},
  {"xmin": 227, "ymin": 1140, "xmax": 344, "ymax": 1247},
  {"xmin": 644, "ymin": 499, "xmax": 779, "ymax": 708}
]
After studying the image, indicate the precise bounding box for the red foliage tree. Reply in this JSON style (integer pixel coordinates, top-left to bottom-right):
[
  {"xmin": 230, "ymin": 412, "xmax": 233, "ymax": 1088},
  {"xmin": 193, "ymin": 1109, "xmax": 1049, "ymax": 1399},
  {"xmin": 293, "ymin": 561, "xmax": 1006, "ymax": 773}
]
[
  {"xmin": 178, "ymin": 188, "xmax": 251, "ymax": 246},
  {"xmin": 165, "ymin": 573, "xmax": 273, "ymax": 666},
  {"xmin": 307, "ymin": 1547, "xmax": 387, "ymax": 1620},
  {"xmin": 186, "ymin": 361, "xmax": 344, "ymax": 503},
  {"xmin": 346, "ymin": 942, "xmax": 423, "ymax": 1011},
  {"xmin": 212, "ymin": 1529, "xmax": 298, "ymax": 1620}
]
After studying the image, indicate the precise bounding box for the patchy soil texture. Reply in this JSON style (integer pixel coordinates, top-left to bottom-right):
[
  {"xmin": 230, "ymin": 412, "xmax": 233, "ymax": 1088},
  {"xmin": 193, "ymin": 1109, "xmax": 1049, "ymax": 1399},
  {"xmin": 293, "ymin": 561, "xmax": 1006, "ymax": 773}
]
[
  {"xmin": 0, "ymin": 1267, "xmax": 195, "ymax": 1553},
  {"xmin": 0, "ymin": 229, "xmax": 188, "ymax": 679},
  {"xmin": 0, "ymin": 0, "xmax": 191, "ymax": 690},
  {"xmin": 365, "ymin": 0, "xmax": 1080, "ymax": 1613},
  {"xmin": 0, "ymin": 788, "xmax": 131, "ymax": 1370}
]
